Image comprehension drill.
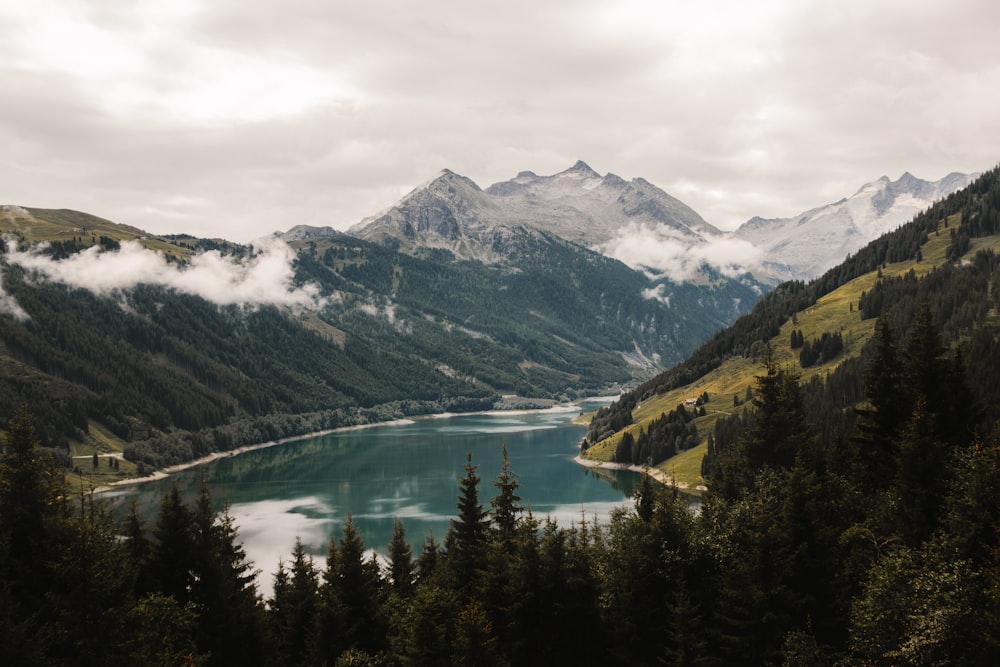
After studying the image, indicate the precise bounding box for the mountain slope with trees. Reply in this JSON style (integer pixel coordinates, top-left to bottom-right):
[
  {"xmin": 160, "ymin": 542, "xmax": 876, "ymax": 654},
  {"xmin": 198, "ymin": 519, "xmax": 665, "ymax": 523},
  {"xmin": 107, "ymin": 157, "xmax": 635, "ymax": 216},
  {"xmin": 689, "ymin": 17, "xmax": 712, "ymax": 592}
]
[
  {"xmin": 582, "ymin": 164, "xmax": 1000, "ymax": 477},
  {"xmin": 0, "ymin": 206, "xmax": 762, "ymax": 481}
]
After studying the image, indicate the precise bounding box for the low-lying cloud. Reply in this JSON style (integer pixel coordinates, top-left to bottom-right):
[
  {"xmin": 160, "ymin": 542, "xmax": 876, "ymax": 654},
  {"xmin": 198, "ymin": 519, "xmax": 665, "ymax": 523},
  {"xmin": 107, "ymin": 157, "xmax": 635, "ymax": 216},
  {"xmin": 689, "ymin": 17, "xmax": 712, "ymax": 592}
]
[
  {"xmin": 599, "ymin": 223, "xmax": 762, "ymax": 282},
  {"xmin": 1, "ymin": 237, "xmax": 326, "ymax": 316},
  {"xmin": 0, "ymin": 270, "xmax": 29, "ymax": 321}
]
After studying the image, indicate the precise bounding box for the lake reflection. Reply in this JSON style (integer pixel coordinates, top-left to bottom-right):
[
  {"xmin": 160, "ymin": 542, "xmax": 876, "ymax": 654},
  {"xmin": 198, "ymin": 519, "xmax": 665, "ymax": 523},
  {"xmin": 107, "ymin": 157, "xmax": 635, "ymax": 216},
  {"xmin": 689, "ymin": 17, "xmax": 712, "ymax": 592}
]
[{"xmin": 107, "ymin": 403, "xmax": 642, "ymax": 596}]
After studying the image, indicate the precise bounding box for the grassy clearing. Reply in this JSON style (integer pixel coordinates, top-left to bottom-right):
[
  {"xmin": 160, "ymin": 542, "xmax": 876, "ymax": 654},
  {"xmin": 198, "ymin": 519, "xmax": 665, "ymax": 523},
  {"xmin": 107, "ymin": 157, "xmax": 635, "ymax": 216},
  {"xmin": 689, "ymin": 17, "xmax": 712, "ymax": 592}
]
[
  {"xmin": 655, "ymin": 442, "xmax": 708, "ymax": 490},
  {"xmin": 62, "ymin": 420, "xmax": 140, "ymax": 492}
]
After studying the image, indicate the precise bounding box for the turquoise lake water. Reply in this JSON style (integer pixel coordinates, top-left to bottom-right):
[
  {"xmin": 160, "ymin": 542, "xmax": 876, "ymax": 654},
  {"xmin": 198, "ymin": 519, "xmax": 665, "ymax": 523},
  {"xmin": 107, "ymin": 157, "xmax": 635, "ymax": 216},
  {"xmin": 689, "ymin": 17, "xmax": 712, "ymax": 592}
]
[{"xmin": 105, "ymin": 402, "xmax": 643, "ymax": 595}]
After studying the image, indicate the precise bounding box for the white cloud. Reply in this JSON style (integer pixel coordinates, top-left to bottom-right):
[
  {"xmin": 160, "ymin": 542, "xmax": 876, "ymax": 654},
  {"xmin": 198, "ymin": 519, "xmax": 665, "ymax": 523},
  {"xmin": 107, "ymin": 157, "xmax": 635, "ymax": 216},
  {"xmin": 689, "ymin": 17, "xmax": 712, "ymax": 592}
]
[
  {"xmin": 3, "ymin": 237, "xmax": 326, "ymax": 310},
  {"xmin": 0, "ymin": 269, "xmax": 29, "ymax": 320},
  {"xmin": 599, "ymin": 223, "xmax": 762, "ymax": 282},
  {"xmin": 0, "ymin": 1, "xmax": 997, "ymax": 241}
]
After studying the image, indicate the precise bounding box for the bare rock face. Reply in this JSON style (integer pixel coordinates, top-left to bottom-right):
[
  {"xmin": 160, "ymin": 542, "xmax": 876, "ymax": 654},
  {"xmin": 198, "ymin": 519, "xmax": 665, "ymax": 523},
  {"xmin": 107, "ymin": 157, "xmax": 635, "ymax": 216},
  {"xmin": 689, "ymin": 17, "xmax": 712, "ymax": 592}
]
[{"xmin": 347, "ymin": 162, "xmax": 720, "ymax": 263}]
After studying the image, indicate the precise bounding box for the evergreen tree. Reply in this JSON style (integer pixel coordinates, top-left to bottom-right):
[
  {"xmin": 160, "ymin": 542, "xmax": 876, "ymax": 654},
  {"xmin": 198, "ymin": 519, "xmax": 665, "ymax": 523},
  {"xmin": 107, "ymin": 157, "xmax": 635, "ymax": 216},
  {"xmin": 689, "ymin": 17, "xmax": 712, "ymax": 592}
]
[
  {"xmin": 745, "ymin": 347, "xmax": 812, "ymax": 471},
  {"xmin": 898, "ymin": 301, "xmax": 973, "ymax": 445},
  {"xmin": 893, "ymin": 400, "xmax": 949, "ymax": 546},
  {"xmin": 0, "ymin": 409, "xmax": 69, "ymax": 662},
  {"xmin": 489, "ymin": 445, "xmax": 522, "ymax": 543},
  {"xmin": 149, "ymin": 483, "xmax": 195, "ymax": 603},
  {"xmin": 269, "ymin": 538, "xmax": 320, "ymax": 667},
  {"xmin": 194, "ymin": 494, "xmax": 267, "ymax": 666},
  {"xmin": 122, "ymin": 500, "xmax": 153, "ymax": 595},
  {"xmin": 46, "ymin": 492, "xmax": 136, "ymax": 666},
  {"xmin": 851, "ymin": 313, "xmax": 905, "ymax": 490},
  {"xmin": 943, "ymin": 433, "xmax": 1000, "ymax": 564},
  {"xmin": 417, "ymin": 532, "xmax": 441, "ymax": 581},
  {"xmin": 603, "ymin": 504, "xmax": 667, "ymax": 663},
  {"xmin": 0, "ymin": 407, "xmax": 67, "ymax": 591},
  {"xmin": 450, "ymin": 601, "xmax": 506, "ymax": 667},
  {"xmin": 849, "ymin": 540, "xmax": 981, "ymax": 665},
  {"xmin": 388, "ymin": 519, "xmax": 415, "ymax": 597},
  {"xmin": 444, "ymin": 453, "xmax": 489, "ymax": 595},
  {"xmin": 712, "ymin": 349, "xmax": 814, "ymax": 500},
  {"xmin": 394, "ymin": 583, "xmax": 459, "ymax": 667},
  {"xmin": 318, "ymin": 515, "xmax": 385, "ymax": 663},
  {"xmin": 123, "ymin": 593, "xmax": 204, "ymax": 666}
]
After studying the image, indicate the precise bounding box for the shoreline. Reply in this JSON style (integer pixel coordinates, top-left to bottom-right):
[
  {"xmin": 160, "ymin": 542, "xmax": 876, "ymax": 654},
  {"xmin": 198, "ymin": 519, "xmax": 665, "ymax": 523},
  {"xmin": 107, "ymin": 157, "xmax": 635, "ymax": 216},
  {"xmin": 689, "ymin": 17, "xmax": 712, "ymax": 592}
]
[
  {"xmin": 573, "ymin": 455, "xmax": 708, "ymax": 492},
  {"xmin": 94, "ymin": 396, "xmax": 619, "ymax": 494},
  {"xmin": 93, "ymin": 418, "xmax": 416, "ymax": 494}
]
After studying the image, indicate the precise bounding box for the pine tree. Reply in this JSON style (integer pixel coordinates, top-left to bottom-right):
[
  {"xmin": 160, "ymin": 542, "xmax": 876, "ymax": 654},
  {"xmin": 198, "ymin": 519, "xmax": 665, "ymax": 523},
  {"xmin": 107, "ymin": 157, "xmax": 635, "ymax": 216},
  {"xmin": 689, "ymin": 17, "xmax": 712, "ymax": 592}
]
[
  {"xmin": 450, "ymin": 601, "xmax": 505, "ymax": 667},
  {"xmin": 852, "ymin": 313, "xmax": 906, "ymax": 490},
  {"xmin": 744, "ymin": 347, "xmax": 813, "ymax": 472},
  {"xmin": 269, "ymin": 538, "xmax": 320, "ymax": 667},
  {"xmin": 894, "ymin": 399, "xmax": 949, "ymax": 546},
  {"xmin": 160, "ymin": 482, "xmax": 268, "ymax": 666},
  {"xmin": 318, "ymin": 515, "xmax": 385, "ymax": 662},
  {"xmin": 388, "ymin": 519, "xmax": 415, "ymax": 596},
  {"xmin": 902, "ymin": 302, "xmax": 946, "ymax": 408},
  {"xmin": 123, "ymin": 593, "xmax": 204, "ymax": 666},
  {"xmin": 444, "ymin": 453, "xmax": 489, "ymax": 595},
  {"xmin": 46, "ymin": 492, "xmax": 136, "ymax": 665},
  {"xmin": 417, "ymin": 532, "xmax": 441, "ymax": 581},
  {"xmin": 489, "ymin": 445, "xmax": 522, "ymax": 544},
  {"xmin": 122, "ymin": 500, "xmax": 153, "ymax": 595},
  {"xmin": 149, "ymin": 483, "xmax": 194, "ymax": 603}
]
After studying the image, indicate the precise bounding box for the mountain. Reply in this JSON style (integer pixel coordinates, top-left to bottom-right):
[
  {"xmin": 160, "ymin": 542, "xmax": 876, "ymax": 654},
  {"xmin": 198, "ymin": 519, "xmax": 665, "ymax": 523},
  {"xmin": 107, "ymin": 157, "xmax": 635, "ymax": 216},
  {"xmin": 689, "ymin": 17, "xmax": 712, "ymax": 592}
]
[
  {"xmin": 582, "ymin": 164, "xmax": 1000, "ymax": 477},
  {"xmin": 733, "ymin": 171, "xmax": 977, "ymax": 281},
  {"xmin": 0, "ymin": 203, "xmax": 762, "ymax": 476},
  {"xmin": 345, "ymin": 161, "xmax": 721, "ymax": 263}
]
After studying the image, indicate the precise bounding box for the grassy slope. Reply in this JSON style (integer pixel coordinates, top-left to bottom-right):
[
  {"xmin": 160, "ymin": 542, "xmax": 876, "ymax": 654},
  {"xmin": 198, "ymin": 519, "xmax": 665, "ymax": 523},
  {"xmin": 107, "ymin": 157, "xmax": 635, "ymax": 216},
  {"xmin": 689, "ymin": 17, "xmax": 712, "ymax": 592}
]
[
  {"xmin": 583, "ymin": 214, "xmax": 1000, "ymax": 487},
  {"xmin": 1, "ymin": 207, "xmax": 194, "ymax": 258}
]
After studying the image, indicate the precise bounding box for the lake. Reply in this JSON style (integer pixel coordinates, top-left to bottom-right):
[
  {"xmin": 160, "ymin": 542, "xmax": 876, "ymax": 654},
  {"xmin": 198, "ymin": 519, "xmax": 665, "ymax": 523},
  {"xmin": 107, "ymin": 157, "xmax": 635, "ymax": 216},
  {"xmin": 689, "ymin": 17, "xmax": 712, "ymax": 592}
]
[{"xmin": 104, "ymin": 401, "xmax": 644, "ymax": 597}]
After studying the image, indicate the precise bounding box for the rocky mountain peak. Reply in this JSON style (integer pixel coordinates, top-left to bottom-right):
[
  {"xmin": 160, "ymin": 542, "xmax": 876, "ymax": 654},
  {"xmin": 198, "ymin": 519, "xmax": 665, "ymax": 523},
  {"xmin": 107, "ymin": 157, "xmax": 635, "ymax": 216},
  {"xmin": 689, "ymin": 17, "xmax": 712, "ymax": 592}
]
[
  {"xmin": 561, "ymin": 160, "xmax": 601, "ymax": 178},
  {"xmin": 348, "ymin": 162, "xmax": 720, "ymax": 263}
]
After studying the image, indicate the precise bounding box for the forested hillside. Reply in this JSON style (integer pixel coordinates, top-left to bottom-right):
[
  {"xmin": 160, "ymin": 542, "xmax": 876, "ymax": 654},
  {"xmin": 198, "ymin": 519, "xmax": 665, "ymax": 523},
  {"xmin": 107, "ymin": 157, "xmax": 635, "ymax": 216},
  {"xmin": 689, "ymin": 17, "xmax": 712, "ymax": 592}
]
[
  {"xmin": 0, "ymin": 207, "xmax": 762, "ymax": 480},
  {"xmin": 583, "ymin": 164, "xmax": 1000, "ymax": 467}
]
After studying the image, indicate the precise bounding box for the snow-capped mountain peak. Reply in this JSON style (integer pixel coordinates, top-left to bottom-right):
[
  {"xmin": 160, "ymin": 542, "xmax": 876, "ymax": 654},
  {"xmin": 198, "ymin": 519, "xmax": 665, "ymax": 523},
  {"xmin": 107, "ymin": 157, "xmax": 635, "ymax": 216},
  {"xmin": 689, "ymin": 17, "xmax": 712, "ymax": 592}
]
[
  {"xmin": 349, "ymin": 162, "xmax": 719, "ymax": 263},
  {"xmin": 733, "ymin": 171, "xmax": 977, "ymax": 282}
]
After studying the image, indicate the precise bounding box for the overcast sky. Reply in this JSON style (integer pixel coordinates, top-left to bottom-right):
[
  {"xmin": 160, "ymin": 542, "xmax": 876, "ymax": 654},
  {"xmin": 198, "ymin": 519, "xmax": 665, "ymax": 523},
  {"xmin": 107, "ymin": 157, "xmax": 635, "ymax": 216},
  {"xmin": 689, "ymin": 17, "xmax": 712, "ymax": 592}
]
[{"xmin": 1, "ymin": 0, "xmax": 998, "ymax": 242}]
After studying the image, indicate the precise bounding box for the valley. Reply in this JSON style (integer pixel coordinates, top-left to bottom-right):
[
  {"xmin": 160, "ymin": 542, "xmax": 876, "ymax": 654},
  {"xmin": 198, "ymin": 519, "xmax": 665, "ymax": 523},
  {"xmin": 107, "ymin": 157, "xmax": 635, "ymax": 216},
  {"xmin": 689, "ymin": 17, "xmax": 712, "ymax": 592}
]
[
  {"xmin": 0, "ymin": 162, "xmax": 982, "ymax": 489},
  {"xmin": 3, "ymin": 163, "xmax": 1000, "ymax": 666}
]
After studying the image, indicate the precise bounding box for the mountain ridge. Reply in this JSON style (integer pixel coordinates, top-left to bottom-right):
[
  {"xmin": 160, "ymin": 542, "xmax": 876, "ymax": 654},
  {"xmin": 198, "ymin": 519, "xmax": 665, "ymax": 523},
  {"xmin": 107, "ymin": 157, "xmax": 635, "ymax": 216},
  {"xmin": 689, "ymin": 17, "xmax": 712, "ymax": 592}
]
[
  {"xmin": 734, "ymin": 170, "xmax": 977, "ymax": 281},
  {"xmin": 345, "ymin": 161, "xmax": 720, "ymax": 264}
]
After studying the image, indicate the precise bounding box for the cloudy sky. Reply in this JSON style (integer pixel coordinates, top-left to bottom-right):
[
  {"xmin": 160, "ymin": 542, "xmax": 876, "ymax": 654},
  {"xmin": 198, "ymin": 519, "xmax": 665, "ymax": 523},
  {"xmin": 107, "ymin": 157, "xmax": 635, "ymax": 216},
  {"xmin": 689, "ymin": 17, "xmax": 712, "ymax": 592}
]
[{"xmin": 2, "ymin": 0, "xmax": 998, "ymax": 242}]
